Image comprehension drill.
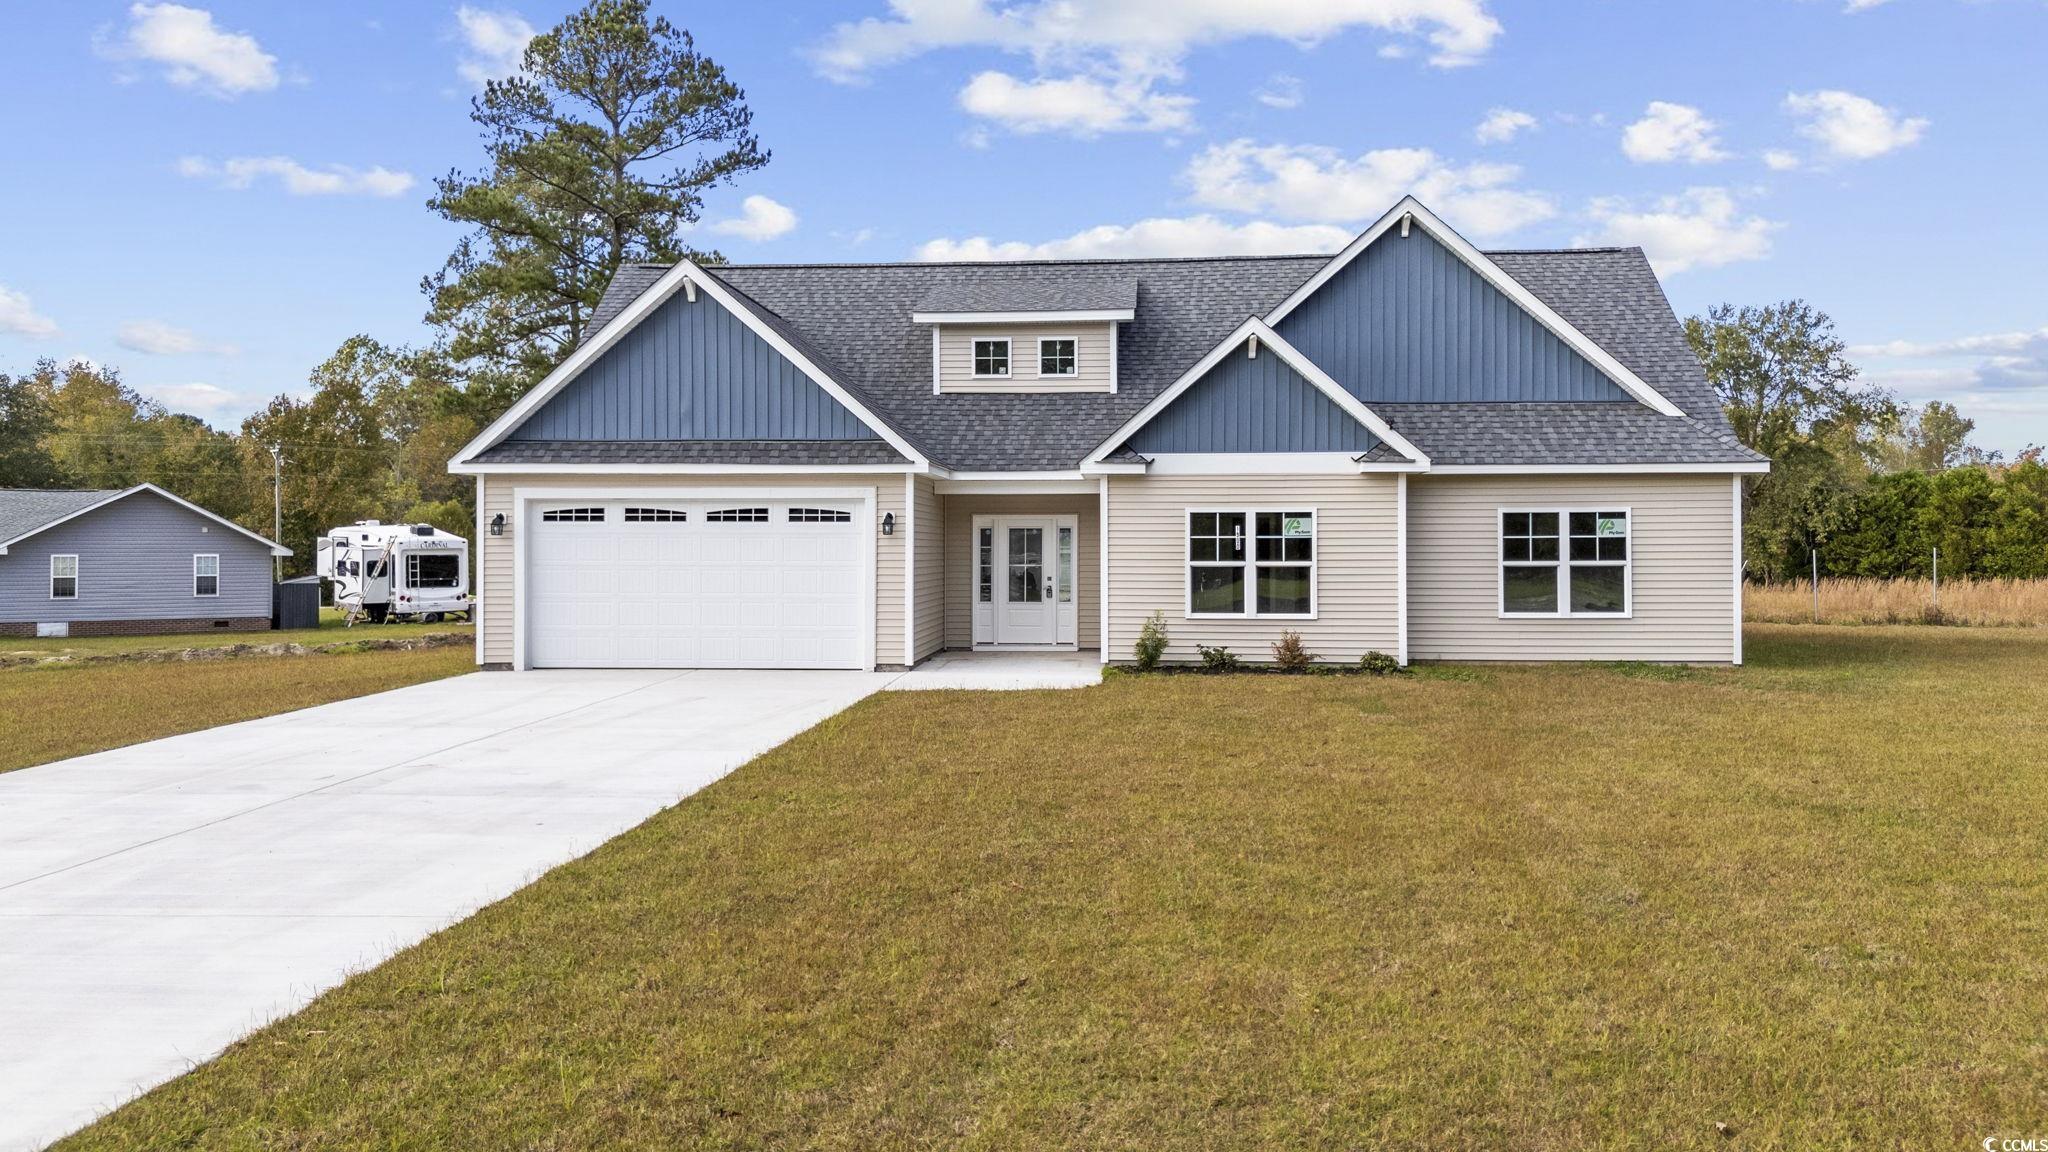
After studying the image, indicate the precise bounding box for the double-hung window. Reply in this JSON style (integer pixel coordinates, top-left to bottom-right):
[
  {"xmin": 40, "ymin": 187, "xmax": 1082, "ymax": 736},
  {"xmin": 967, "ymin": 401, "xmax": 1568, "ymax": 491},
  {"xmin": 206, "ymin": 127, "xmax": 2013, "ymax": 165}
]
[
  {"xmin": 50, "ymin": 555, "xmax": 78, "ymax": 599},
  {"xmin": 1186, "ymin": 510, "xmax": 1315, "ymax": 617},
  {"xmin": 1500, "ymin": 509, "xmax": 1630, "ymax": 616},
  {"xmin": 1038, "ymin": 337, "xmax": 1077, "ymax": 377},
  {"xmin": 972, "ymin": 338, "xmax": 1010, "ymax": 377},
  {"xmin": 193, "ymin": 554, "xmax": 219, "ymax": 597}
]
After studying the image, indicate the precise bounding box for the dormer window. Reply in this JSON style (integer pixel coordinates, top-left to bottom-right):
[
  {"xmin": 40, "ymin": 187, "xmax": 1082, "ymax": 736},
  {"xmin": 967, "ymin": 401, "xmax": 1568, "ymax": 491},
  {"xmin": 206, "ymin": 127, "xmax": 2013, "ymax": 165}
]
[
  {"xmin": 972, "ymin": 339, "xmax": 1010, "ymax": 378},
  {"xmin": 1039, "ymin": 338, "xmax": 1077, "ymax": 377}
]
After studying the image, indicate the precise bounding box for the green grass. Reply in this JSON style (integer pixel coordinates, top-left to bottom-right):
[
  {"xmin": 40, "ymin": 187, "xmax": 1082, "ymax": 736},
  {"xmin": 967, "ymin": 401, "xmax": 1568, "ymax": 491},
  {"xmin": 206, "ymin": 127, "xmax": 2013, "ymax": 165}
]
[
  {"xmin": 58, "ymin": 626, "xmax": 2048, "ymax": 1149},
  {"xmin": 0, "ymin": 645, "xmax": 475, "ymax": 773},
  {"xmin": 0, "ymin": 606, "xmax": 467, "ymax": 660}
]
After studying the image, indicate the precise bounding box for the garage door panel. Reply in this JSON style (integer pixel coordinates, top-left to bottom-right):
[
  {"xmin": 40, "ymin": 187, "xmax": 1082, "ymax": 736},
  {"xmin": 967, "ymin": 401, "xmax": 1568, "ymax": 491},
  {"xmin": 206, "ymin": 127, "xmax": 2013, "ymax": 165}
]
[{"xmin": 527, "ymin": 499, "xmax": 864, "ymax": 669}]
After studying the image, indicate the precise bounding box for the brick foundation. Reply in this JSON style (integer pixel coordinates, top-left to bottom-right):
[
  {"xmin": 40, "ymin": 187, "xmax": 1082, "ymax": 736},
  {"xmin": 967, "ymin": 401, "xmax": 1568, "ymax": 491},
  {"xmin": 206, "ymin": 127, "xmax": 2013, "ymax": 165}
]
[{"xmin": 0, "ymin": 616, "xmax": 272, "ymax": 639}]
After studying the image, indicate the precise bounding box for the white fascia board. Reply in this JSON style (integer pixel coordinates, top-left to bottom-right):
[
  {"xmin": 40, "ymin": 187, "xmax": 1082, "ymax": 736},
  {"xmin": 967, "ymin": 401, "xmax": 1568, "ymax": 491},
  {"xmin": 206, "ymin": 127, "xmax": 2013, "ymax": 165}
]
[
  {"xmin": 933, "ymin": 478, "xmax": 1099, "ymax": 495},
  {"xmin": 1263, "ymin": 195, "xmax": 1686, "ymax": 419},
  {"xmin": 452, "ymin": 261, "xmax": 929, "ymax": 469},
  {"xmin": 449, "ymin": 462, "xmax": 922, "ymax": 476},
  {"xmin": 1428, "ymin": 462, "xmax": 1771, "ymax": 475},
  {"xmin": 910, "ymin": 309, "xmax": 1134, "ymax": 325},
  {"xmin": 1147, "ymin": 452, "xmax": 1365, "ymax": 475},
  {"xmin": 0, "ymin": 483, "xmax": 291, "ymax": 556},
  {"xmin": 1078, "ymin": 461, "xmax": 1147, "ymax": 476}
]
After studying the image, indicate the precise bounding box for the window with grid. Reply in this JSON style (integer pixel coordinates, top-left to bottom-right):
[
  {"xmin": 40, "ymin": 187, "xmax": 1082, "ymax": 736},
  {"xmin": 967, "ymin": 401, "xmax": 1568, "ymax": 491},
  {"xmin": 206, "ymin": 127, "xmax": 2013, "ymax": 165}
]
[
  {"xmin": 193, "ymin": 554, "xmax": 219, "ymax": 597},
  {"xmin": 706, "ymin": 507, "xmax": 768, "ymax": 522},
  {"xmin": 1500, "ymin": 509, "xmax": 1630, "ymax": 615},
  {"xmin": 977, "ymin": 526, "xmax": 993, "ymax": 603},
  {"xmin": 624, "ymin": 507, "xmax": 685, "ymax": 522},
  {"xmin": 541, "ymin": 507, "xmax": 605, "ymax": 522},
  {"xmin": 1186, "ymin": 511, "xmax": 1316, "ymax": 617},
  {"xmin": 1038, "ymin": 338, "xmax": 1077, "ymax": 377},
  {"xmin": 972, "ymin": 338, "xmax": 1010, "ymax": 377},
  {"xmin": 788, "ymin": 507, "xmax": 851, "ymax": 523},
  {"xmin": 50, "ymin": 554, "xmax": 77, "ymax": 599}
]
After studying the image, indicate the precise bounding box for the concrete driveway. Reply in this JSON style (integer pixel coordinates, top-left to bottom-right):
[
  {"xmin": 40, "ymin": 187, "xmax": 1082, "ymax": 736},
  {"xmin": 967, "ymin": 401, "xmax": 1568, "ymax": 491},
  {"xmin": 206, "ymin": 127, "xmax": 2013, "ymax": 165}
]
[{"xmin": 0, "ymin": 668, "xmax": 894, "ymax": 1151}]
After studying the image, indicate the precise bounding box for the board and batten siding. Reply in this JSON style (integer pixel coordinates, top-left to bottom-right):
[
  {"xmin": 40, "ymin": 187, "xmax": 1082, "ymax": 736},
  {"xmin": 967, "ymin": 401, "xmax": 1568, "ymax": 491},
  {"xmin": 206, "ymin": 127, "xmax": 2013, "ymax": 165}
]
[
  {"xmin": 478, "ymin": 472, "xmax": 907, "ymax": 668},
  {"xmin": 0, "ymin": 490, "xmax": 273, "ymax": 625},
  {"xmin": 935, "ymin": 322, "xmax": 1115, "ymax": 393},
  {"xmin": 942, "ymin": 494, "xmax": 1100, "ymax": 651},
  {"xmin": 1103, "ymin": 475, "xmax": 1399, "ymax": 664},
  {"xmin": 911, "ymin": 475, "xmax": 945, "ymax": 662},
  {"xmin": 1407, "ymin": 474, "xmax": 1736, "ymax": 662},
  {"xmin": 1126, "ymin": 341, "xmax": 1380, "ymax": 454}
]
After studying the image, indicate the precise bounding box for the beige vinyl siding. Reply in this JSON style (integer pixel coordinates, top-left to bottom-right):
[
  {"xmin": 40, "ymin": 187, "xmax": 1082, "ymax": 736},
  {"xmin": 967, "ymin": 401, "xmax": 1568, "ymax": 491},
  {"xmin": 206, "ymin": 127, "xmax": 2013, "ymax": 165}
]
[
  {"xmin": 478, "ymin": 471, "xmax": 906, "ymax": 668},
  {"xmin": 911, "ymin": 475, "xmax": 945, "ymax": 662},
  {"xmin": 936, "ymin": 322, "xmax": 1115, "ymax": 393},
  {"xmin": 1407, "ymin": 474, "xmax": 1737, "ymax": 663},
  {"xmin": 943, "ymin": 494, "xmax": 1100, "ymax": 650},
  {"xmin": 1104, "ymin": 474, "xmax": 1399, "ymax": 664}
]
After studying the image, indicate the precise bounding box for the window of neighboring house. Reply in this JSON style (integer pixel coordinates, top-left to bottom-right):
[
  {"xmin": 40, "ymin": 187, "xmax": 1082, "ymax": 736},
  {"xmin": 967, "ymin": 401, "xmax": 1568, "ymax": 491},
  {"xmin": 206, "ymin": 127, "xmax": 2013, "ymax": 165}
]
[
  {"xmin": 50, "ymin": 554, "xmax": 77, "ymax": 599},
  {"xmin": 1038, "ymin": 337, "xmax": 1077, "ymax": 377},
  {"xmin": 1186, "ymin": 510, "xmax": 1315, "ymax": 617},
  {"xmin": 977, "ymin": 526, "xmax": 993, "ymax": 603},
  {"xmin": 193, "ymin": 554, "xmax": 219, "ymax": 597},
  {"xmin": 972, "ymin": 338, "xmax": 1010, "ymax": 378},
  {"xmin": 1500, "ymin": 509, "xmax": 1630, "ymax": 615}
]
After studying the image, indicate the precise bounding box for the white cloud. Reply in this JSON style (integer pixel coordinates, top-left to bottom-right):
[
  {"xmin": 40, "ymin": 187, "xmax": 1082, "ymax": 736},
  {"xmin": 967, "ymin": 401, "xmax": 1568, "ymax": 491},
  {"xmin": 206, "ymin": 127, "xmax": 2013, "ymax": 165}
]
[
  {"xmin": 1474, "ymin": 107, "xmax": 1537, "ymax": 144},
  {"xmin": 1852, "ymin": 328, "xmax": 2048, "ymax": 437},
  {"xmin": 710, "ymin": 195, "xmax": 799, "ymax": 242},
  {"xmin": 958, "ymin": 70, "xmax": 1194, "ymax": 134},
  {"xmin": 1255, "ymin": 73, "xmax": 1304, "ymax": 110},
  {"xmin": 1575, "ymin": 188, "xmax": 1778, "ymax": 275},
  {"xmin": 917, "ymin": 215, "xmax": 1352, "ymax": 261},
  {"xmin": 144, "ymin": 381, "xmax": 244, "ymax": 415},
  {"xmin": 104, "ymin": 3, "xmax": 278, "ymax": 97},
  {"xmin": 0, "ymin": 285, "xmax": 59, "ymax": 339},
  {"xmin": 115, "ymin": 319, "xmax": 237, "ymax": 357},
  {"xmin": 1182, "ymin": 139, "xmax": 1555, "ymax": 238},
  {"xmin": 1784, "ymin": 89, "xmax": 1927, "ymax": 160},
  {"xmin": 177, "ymin": 155, "xmax": 416, "ymax": 197},
  {"xmin": 1762, "ymin": 149, "xmax": 1802, "ymax": 171},
  {"xmin": 1621, "ymin": 101, "xmax": 1728, "ymax": 164},
  {"xmin": 1843, "ymin": 0, "xmax": 1894, "ymax": 10},
  {"xmin": 455, "ymin": 6, "xmax": 534, "ymax": 86},
  {"xmin": 1850, "ymin": 328, "xmax": 2048, "ymax": 361}
]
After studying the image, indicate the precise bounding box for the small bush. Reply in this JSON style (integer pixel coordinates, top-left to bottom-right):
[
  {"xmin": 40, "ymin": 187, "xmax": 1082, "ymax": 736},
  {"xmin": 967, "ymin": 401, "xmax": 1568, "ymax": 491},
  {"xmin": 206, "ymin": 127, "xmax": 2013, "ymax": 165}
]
[
  {"xmin": 1358, "ymin": 650, "xmax": 1402, "ymax": 676},
  {"xmin": 1196, "ymin": 644, "xmax": 1241, "ymax": 672},
  {"xmin": 1271, "ymin": 630, "xmax": 1317, "ymax": 671},
  {"xmin": 1134, "ymin": 610, "xmax": 1169, "ymax": 671}
]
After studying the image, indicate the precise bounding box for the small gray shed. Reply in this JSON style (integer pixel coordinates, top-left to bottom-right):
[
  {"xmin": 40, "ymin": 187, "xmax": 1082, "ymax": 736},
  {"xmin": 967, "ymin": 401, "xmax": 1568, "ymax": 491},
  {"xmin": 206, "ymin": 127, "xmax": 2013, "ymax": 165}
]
[{"xmin": 0, "ymin": 484, "xmax": 291, "ymax": 638}]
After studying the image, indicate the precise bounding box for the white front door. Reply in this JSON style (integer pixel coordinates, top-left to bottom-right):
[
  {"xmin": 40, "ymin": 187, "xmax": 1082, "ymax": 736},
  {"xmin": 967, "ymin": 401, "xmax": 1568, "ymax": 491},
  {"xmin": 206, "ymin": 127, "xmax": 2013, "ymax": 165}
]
[{"xmin": 996, "ymin": 518, "xmax": 1056, "ymax": 645}]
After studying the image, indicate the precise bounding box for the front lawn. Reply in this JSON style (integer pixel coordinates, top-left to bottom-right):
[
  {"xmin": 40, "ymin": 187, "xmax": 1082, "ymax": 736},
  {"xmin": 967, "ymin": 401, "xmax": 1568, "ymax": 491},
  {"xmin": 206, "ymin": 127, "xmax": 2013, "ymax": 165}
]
[
  {"xmin": 0, "ymin": 646, "xmax": 475, "ymax": 773},
  {"xmin": 60, "ymin": 626, "xmax": 2048, "ymax": 1148}
]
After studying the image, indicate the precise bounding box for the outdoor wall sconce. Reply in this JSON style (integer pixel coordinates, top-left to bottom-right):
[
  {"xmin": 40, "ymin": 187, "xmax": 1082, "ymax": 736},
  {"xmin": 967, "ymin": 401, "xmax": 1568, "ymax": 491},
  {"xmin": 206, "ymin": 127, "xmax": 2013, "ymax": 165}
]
[
  {"xmin": 490, "ymin": 513, "xmax": 505, "ymax": 536},
  {"xmin": 881, "ymin": 512, "xmax": 895, "ymax": 536}
]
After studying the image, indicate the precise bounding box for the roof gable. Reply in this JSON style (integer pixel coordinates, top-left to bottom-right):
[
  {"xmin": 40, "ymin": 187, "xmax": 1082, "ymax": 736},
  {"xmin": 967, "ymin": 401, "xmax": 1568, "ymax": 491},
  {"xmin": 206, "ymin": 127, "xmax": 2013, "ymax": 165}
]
[
  {"xmin": 0, "ymin": 484, "xmax": 288, "ymax": 556},
  {"xmin": 1126, "ymin": 337, "xmax": 1381, "ymax": 455}
]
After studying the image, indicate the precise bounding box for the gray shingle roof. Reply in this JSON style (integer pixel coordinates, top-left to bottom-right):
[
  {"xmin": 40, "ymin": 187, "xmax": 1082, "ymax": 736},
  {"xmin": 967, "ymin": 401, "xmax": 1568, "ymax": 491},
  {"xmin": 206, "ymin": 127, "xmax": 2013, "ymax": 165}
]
[
  {"xmin": 0, "ymin": 489, "xmax": 119, "ymax": 546},
  {"xmin": 472, "ymin": 439, "xmax": 907, "ymax": 466},
  {"xmin": 567, "ymin": 245, "xmax": 1752, "ymax": 472},
  {"xmin": 914, "ymin": 275, "xmax": 1138, "ymax": 315}
]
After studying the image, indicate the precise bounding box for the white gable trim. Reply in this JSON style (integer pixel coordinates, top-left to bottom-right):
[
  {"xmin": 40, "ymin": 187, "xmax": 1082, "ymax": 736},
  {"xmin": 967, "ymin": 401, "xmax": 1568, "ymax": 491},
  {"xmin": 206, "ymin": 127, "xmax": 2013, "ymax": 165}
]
[
  {"xmin": 451, "ymin": 261, "xmax": 928, "ymax": 472},
  {"xmin": 1263, "ymin": 196, "xmax": 1685, "ymax": 419},
  {"xmin": 1080, "ymin": 316, "xmax": 1429, "ymax": 469},
  {"xmin": 0, "ymin": 483, "xmax": 291, "ymax": 556}
]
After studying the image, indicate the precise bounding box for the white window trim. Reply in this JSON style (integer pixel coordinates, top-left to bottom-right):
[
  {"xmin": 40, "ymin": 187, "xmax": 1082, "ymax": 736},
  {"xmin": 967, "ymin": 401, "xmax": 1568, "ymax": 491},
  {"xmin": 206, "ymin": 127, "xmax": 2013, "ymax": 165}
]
[
  {"xmin": 193, "ymin": 553, "xmax": 220, "ymax": 598},
  {"xmin": 1183, "ymin": 507, "xmax": 1318, "ymax": 621},
  {"xmin": 1496, "ymin": 506, "xmax": 1634, "ymax": 620},
  {"xmin": 50, "ymin": 553, "xmax": 78, "ymax": 600},
  {"xmin": 971, "ymin": 337, "xmax": 1012, "ymax": 379},
  {"xmin": 1036, "ymin": 335, "xmax": 1079, "ymax": 379}
]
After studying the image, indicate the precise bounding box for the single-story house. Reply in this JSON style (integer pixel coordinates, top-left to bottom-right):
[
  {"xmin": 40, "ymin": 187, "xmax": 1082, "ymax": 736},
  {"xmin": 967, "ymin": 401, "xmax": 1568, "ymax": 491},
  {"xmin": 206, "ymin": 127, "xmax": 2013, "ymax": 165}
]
[
  {"xmin": 448, "ymin": 195, "xmax": 1767, "ymax": 671},
  {"xmin": 0, "ymin": 483, "xmax": 290, "ymax": 638}
]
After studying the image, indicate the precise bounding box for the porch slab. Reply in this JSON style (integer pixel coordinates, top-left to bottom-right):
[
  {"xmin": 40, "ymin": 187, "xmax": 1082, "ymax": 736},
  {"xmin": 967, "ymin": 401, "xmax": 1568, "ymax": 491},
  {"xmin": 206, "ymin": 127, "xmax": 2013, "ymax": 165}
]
[{"xmin": 887, "ymin": 649, "xmax": 1103, "ymax": 691}]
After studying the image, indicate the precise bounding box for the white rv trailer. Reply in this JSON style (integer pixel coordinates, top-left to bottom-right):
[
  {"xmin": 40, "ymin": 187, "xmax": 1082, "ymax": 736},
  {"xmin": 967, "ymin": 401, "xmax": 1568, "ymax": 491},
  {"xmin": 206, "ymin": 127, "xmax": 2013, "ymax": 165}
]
[{"xmin": 315, "ymin": 521, "xmax": 471, "ymax": 624}]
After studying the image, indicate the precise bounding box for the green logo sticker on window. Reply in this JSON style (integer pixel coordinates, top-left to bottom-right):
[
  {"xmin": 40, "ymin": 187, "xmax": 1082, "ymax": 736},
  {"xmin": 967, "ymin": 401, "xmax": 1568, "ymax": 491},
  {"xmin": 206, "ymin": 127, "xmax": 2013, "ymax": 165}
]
[
  {"xmin": 1597, "ymin": 517, "xmax": 1627, "ymax": 538},
  {"xmin": 1282, "ymin": 516, "xmax": 1312, "ymax": 538}
]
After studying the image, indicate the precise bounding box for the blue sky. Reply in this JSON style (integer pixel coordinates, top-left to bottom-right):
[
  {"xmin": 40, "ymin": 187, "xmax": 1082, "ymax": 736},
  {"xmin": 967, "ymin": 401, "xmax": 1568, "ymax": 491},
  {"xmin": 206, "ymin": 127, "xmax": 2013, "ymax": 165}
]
[{"xmin": 1, "ymin": 1, "xmax": 2044, "ymax": 451}]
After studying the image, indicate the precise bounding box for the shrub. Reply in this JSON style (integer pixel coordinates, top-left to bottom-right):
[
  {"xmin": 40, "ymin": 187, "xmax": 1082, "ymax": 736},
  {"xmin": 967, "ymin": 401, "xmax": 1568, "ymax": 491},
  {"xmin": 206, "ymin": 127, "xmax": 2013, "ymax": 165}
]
[
  {"xmin": 1134, "ymin": 610, "xmax": 1169, "ymax": 671},
  {"xmin": 1196, "ymin": 644, "xmax": 1241, "ymax": 672},
  {"xmin": 1271, "ymin": 630, "xmax": 1317, "ymax": 671},
  {"xmin": 1358, "ymin": 650, "xmax": 1402, "ymax": 676}
]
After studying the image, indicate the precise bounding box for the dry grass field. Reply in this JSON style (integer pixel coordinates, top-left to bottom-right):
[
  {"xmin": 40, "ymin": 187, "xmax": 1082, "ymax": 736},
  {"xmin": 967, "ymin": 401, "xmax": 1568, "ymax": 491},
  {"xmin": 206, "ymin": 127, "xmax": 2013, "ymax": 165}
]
[
  {"xmin": 58, "ymin": 625, "xmax": 2048, "ymax": 1150},
  {"xmin": 1746, "ymin": 575, "xmax": 2048, "ymax": 627}
]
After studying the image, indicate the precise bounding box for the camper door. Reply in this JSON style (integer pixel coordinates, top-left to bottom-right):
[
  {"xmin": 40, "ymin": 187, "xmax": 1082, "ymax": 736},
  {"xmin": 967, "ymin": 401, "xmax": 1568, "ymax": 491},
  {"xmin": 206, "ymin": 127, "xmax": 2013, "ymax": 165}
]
[{"xmin": 362, "ymin": 548, "xmax": 391, "ymax": 605}]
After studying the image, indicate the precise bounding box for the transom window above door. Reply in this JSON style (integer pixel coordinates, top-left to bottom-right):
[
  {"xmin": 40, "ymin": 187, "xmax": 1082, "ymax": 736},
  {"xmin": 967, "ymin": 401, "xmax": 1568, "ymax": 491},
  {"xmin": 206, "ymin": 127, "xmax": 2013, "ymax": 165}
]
[
  {"xmin": 1187, "ymin": 510, "xmax": 1315, "ymax": 618},
  {"xmin": 972, "ymin": 338, "xmax": 1010, "ymax": 377}
]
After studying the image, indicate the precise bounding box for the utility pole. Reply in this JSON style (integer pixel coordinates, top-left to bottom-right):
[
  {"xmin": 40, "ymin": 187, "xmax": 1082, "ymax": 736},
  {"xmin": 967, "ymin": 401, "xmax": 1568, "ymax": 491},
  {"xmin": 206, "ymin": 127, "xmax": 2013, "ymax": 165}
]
[{"xmin": 269, "ymin": 444, "xmax": 283, "ymax": 582}]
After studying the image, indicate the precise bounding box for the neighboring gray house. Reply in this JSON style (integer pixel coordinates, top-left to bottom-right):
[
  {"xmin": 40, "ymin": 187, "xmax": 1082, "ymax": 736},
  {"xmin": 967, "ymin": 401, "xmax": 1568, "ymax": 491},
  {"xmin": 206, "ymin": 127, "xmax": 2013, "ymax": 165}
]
[
  {"xmin": 449, "ymin": 195, "xmax": 1768, "ymax": 671},
  {"xmin": 0, "ymin": 484, "xmax": 289, "ymax": 638}
]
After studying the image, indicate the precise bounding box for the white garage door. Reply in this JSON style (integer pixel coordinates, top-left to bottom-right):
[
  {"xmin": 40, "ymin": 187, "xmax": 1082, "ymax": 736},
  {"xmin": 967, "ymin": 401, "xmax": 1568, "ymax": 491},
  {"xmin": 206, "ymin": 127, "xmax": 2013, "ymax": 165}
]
[{"xmin": 527, "ymin": 498, "xmax": 866, "ymax": 669}]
